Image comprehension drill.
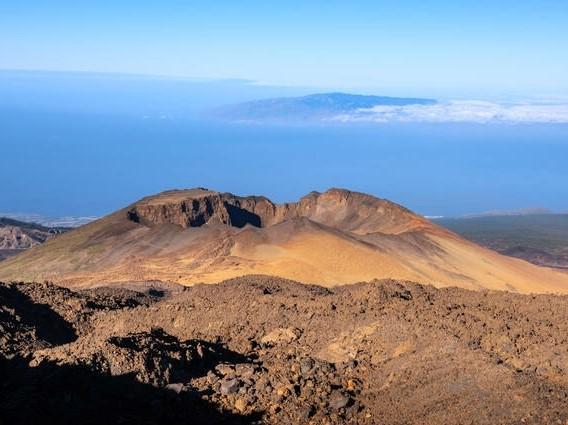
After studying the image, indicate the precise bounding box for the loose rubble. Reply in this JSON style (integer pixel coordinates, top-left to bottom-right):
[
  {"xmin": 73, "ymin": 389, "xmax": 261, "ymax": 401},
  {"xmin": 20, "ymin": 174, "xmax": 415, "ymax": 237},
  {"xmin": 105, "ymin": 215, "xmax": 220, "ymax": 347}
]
[{"xmin": 2, "ymin": 275, "xmax": 568, "ymax": 424}]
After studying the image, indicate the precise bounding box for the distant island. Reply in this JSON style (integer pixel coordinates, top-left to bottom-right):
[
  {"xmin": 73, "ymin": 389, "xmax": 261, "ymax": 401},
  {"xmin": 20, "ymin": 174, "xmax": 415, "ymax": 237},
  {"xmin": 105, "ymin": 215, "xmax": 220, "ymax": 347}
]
[{"xmin": 210, "ymin": 92, "xmax": 437, "ymax": 123}]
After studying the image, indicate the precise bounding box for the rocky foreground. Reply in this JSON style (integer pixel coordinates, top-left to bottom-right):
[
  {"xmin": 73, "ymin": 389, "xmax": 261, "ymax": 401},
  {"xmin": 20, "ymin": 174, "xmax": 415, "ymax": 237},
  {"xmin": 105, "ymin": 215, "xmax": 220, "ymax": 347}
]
[{"xmin": 2, "ymin": 276, "xmax": 568, "ymax": 424}]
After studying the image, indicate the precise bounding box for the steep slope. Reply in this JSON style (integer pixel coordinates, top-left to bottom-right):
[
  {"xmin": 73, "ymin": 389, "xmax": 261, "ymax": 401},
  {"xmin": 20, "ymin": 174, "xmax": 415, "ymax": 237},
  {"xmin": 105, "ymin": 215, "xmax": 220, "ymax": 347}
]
[{"xmin": 1, "ymin": 188, "xmax": 567, "ymax": 294}]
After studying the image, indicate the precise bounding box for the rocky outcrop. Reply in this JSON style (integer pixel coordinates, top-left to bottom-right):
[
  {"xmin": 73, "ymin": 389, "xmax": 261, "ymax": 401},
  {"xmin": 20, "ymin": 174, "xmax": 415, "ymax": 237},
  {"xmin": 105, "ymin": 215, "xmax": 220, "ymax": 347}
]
[
  {"xmin": 0, "ymin": 218, "xmax": 66, "ymax": 249},
  {"xmin": 0, "ymin": 226, "xmax": 40, "ymax": 250},
  {"xmin": 127, "ymin": 192, "xmax": 275, "ymax": 229},
  {"xmin": 0, "ymin": 218, "xmax": 67, "ymax": 261},
  {"xmin": 125, "ymin": 188, "xmax": 430, "ymax": 235}
]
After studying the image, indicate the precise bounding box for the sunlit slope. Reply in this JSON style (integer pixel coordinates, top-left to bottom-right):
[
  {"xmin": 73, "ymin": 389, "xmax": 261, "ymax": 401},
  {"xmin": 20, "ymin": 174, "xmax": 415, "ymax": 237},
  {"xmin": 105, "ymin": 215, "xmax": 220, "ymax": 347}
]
[{"xmin": 1, "ymin": 188, "xmax": 568, "ymax": 293}]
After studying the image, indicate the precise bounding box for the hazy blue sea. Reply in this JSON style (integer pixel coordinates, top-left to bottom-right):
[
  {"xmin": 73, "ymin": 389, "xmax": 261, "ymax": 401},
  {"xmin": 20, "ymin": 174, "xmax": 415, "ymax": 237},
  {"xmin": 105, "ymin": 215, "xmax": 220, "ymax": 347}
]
[{"xmin": 2, "ymin": 108, "xmax": 568, "ymax": 217}]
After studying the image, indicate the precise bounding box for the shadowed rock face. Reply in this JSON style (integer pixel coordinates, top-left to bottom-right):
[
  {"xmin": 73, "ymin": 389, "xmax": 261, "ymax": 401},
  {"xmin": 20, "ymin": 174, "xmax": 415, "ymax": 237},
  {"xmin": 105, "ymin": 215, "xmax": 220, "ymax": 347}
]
[
  {"xmin": 127, "ymin": 191, "xmax": 273, "ymax": 229},
  {"xmin": 0, "ymin": 280, "xmax": 257, "ymax": 424},
  {"xmin": 126, "ymin": 188, "xmax": 427, "ymax": 235},
  {"xmin": 0, "ymin": 283, "xmax": 77, "ymax": 356}
]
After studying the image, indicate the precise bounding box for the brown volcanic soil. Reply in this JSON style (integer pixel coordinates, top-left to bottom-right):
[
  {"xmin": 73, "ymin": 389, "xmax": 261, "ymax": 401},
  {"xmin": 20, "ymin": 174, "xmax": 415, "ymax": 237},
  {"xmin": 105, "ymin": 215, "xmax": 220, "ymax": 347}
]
[
  {"xmin": 2, "ymin": 188, "xmax": 568, "ymax": 294},
  {"xmin": 2, "ymin": 275, "xmax": 568, "ymax": 424}
]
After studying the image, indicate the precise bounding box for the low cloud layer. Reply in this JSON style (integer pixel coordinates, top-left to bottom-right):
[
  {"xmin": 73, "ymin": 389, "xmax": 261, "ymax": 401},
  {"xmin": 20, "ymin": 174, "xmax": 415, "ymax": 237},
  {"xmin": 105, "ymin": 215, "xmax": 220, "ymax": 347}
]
[{"xmin": 331, "ymin": 101, "xmax": 568, "ymax": 124}]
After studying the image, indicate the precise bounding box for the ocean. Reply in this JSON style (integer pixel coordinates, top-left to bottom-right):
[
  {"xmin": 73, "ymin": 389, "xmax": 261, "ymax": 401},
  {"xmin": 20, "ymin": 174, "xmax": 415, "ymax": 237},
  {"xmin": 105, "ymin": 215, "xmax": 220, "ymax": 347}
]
[{"xmin": 2, "ymin": 108, "xmax": 568, "ymax": 218}]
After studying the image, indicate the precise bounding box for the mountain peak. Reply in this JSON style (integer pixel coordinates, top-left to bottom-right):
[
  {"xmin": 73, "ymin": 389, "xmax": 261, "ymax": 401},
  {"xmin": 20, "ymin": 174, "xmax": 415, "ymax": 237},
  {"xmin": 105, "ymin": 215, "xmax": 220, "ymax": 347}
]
[
  {"xmin": 125, "ymin": 188, "xmax": 429, "ymax": 235},
  {"xmin": 3, "ymin": 187, "xmax": 567, "ymax": 294}
]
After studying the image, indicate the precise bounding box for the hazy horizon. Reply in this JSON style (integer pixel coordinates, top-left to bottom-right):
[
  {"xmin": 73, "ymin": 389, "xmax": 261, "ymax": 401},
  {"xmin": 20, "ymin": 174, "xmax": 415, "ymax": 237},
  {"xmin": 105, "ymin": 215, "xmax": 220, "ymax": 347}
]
[
  {"xmin": 2, "ymin": 1, "xmax": 567, "ymax": 98},
  {"xmin": 1, "ymin": 2, "xmax": 567, "ymax": 219}
]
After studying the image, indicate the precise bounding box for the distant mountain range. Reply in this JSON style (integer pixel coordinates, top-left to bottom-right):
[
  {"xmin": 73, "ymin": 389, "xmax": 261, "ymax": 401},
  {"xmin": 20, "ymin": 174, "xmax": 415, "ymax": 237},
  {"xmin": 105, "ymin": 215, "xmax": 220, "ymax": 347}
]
[
  {"xmin": 210, "ymin": 92, "xmax": 568, "ymax": 124},
  {"xmin": 210, "ymin": 92, "xmax": 437, "ymax": 123}
]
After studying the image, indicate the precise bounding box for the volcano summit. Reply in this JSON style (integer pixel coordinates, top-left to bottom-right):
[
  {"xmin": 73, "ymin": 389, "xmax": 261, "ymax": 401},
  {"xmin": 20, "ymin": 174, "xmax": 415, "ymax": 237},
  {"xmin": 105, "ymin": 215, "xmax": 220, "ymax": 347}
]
[{"xmin": 2, "ymin": 188, "xmax": 567, "ymax": 293}]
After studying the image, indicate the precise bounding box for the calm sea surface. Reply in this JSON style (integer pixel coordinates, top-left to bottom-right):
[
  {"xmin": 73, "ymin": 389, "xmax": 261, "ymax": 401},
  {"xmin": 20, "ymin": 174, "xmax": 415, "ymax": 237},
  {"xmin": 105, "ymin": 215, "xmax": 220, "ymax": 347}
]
[{"xmin": 2, "ymin": 109, "xmax": 567, "ymax": 217}]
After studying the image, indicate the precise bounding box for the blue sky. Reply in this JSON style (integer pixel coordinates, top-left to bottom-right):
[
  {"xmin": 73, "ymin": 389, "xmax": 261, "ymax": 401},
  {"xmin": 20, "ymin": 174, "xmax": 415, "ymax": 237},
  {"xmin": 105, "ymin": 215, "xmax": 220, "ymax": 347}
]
[{"xmin": 1, "ymin": 1, "xmax": 567, "ymax": 98}]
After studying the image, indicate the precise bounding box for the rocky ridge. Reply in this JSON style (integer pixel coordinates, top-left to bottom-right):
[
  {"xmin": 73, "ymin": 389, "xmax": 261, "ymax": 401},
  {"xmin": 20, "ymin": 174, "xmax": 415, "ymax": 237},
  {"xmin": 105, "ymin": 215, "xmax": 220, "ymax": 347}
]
[{"xmin": 126, "ymin": 188, "xmax": 426, "ymax": 234}]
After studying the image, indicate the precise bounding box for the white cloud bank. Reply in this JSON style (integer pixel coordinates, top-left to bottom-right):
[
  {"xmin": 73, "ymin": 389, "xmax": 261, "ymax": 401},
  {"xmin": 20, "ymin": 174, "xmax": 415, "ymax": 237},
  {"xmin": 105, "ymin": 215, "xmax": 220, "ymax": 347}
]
[{"xmin": 330, "ymin": 100, "xmax": 568, "ymax": 124}]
